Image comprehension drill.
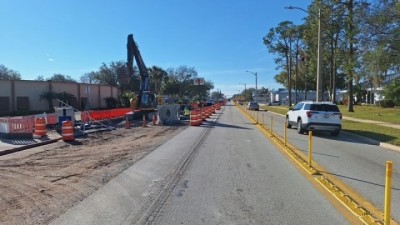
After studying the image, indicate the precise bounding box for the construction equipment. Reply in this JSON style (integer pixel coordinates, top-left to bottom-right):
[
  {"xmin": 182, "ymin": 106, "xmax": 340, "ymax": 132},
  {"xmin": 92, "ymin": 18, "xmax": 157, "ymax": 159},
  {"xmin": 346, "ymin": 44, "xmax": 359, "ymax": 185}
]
[{"xmin": 124, "ymin": 34, "xmax": 157, "ymax": 112}]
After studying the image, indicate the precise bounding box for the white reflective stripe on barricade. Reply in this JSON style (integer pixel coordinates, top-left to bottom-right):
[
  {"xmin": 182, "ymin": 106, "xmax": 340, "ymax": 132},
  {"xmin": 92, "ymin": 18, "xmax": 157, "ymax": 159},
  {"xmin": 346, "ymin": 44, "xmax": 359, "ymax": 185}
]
[
  {"xmin": 9, "ymin": 117, "xmax": 33, "ymax": 134},
  {"xmin": 0, "ymin": 118, "xmax": 10, "ymax": 134}
]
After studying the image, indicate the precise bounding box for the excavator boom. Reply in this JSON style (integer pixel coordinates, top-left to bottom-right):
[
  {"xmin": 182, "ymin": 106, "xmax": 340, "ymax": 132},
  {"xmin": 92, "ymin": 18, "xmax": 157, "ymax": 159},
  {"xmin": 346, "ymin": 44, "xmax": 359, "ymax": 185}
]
[{"xmin": 126, "ymin": 34, "xmax": 156, "ymax": 111}]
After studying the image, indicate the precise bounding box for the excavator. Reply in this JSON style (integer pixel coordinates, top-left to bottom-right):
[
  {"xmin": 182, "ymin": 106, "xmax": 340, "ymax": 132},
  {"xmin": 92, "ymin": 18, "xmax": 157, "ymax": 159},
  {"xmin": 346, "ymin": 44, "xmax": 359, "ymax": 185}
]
[{"xmin": 124, "ymin": 34, "xmax": 157, "ymax": 112}]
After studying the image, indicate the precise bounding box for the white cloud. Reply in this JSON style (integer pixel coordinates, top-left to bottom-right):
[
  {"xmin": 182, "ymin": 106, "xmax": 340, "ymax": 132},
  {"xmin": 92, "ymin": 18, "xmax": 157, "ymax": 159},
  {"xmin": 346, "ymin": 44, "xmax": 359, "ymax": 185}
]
[{"xmin": 48, "ymin": 58, "xmax": 55, "ymax": 62}]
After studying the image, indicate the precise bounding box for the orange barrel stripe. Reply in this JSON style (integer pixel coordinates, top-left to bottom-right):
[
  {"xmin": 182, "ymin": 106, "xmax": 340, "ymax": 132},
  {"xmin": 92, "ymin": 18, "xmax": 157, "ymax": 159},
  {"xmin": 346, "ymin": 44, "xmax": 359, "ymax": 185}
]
[
  {"xmin": 205, "ymin": 107, "xmax": 211, "ymax": 118},
  {"xmin": 62, "ymin": 120, "xmax": 74, "ymax": 142},
  {"xmin": 197, "ymin": 109, "xmax": 203, "ymax": 125},
  {"xmin": 34, "ymin": 117, "xmax": 47, "ymax": 137},
  {"xmin": 190, "ymin": 109, "xmax": 202, "ymax": 126},
  {"xmin": 201, "ymin": 109, "xmax": 206, "ymax": 121}
]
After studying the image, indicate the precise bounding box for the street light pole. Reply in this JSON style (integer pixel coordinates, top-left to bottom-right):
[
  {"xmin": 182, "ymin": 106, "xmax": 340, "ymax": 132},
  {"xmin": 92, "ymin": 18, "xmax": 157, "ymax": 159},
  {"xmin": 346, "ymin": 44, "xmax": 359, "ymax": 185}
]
[
  {"xmin": 239, "ymin": 82, "xmax": 246, "ymax": 100},
  {"xmin": 316, "ymin": 8, "xmax": 322, "ymax": 101},
  {"xmin": 285, "ymin": 5, "xmax": 322, "ymax": 102},
  {"xmin": 245, "ymin": 71, "xmax": 257, "ymax": 102}
]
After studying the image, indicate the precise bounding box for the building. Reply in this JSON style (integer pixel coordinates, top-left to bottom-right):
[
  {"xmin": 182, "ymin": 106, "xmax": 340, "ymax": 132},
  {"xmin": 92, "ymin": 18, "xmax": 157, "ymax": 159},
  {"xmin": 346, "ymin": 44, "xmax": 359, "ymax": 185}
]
[{"xmin": 0, "ymin": 79, "xmax": 119, "ymax": 114}]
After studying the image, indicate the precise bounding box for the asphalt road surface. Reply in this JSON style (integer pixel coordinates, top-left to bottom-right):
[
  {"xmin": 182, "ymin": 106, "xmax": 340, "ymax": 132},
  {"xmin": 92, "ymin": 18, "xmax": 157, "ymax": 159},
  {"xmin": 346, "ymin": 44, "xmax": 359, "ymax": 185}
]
[
  {"xmin": 253, "ymin": 107, "xmax": 400, "ymax": 223},
  {"xmin": 150, "ymin": 104, "xmax": 349, "ymax": 225}
]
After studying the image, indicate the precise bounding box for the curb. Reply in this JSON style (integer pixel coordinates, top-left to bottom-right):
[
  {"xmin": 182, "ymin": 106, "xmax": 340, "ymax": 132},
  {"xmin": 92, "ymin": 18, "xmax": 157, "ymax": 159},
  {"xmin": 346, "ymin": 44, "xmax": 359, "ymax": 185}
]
[{"xmin": 0, "ymin": 138, "xmax": 62, "ymax": 156}]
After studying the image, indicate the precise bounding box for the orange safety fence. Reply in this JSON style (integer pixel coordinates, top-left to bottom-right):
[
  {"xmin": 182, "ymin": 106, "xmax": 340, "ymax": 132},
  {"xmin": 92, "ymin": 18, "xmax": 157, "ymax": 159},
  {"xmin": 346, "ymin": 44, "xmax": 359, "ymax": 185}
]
[
  {"xmin": 79, "ymin": 108, "xmax": 132, "ymax": 122},
  {"xmin": 0, "ymin": 116, "xmax": 34, "ymax": 138},
  {"xmin": 0, "ymin": 108, "xmax": 133, "ymax": 139},
  {"xmin": 47, "ymin": 113, "xmax": 58, "ymax": 125}
]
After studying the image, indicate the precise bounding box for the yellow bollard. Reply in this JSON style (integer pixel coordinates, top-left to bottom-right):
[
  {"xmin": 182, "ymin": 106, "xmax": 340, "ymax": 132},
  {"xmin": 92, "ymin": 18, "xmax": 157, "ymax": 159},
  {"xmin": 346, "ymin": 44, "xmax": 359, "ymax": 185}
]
[
  {"xmin": 270, "ymin": 116, "xmax": 273, "ymax": 136},
  {"xmin": 308, "ymin": 131, "xmax": 313, "ymax": 166},
  {"xmin": 384, "ymin": 161, "xmax": 393, "ymax": 225},
  {"xmin": 262, "ymin": 114, "xmax": 265, "ymax": 128},
  {"xmin": 256, "ymin": 111, "xmax": 259, "ymax": 124},
  {"xmin": 284, "ymin": 122, "xmax": 287, "ymax": 146}
]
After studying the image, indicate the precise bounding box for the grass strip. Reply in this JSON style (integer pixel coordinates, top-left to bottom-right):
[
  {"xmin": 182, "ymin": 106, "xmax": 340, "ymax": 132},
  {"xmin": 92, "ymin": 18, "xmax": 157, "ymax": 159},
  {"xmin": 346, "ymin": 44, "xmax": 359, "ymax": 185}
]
[{"xmin": 261, "ymin": 105, "xmax": 400, "ymax": 146}]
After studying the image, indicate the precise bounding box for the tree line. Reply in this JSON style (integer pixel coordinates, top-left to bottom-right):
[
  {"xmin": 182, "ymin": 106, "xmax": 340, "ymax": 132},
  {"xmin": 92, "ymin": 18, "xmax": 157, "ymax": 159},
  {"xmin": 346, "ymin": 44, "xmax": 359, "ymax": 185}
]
[
  {"xmin": 263, "ymin": 0, "xmax": 400, "ymax": 110},
  {"xmin": 0, "ymin": 61, "xmax": 216, "ymax": 107}
]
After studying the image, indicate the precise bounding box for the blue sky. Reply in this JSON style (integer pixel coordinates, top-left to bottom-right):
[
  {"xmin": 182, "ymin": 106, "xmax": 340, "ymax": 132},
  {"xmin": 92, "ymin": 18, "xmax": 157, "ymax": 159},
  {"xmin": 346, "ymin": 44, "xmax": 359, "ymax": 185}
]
[{"xmin": 0, "ymin": 0, "xmax": 311, "ymax": 98}]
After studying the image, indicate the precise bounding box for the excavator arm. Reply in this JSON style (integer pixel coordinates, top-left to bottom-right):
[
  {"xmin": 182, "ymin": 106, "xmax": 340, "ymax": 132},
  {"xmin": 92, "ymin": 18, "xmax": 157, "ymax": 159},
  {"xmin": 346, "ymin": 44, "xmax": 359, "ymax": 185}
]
[{"xmin": 126, "ymin": 34, "xmax": 156, "ymax": 111}]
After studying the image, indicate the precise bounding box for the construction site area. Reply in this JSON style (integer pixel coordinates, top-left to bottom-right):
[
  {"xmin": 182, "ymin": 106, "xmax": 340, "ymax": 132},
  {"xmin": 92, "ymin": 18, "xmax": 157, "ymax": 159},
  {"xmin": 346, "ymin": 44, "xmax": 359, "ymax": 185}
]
[{"xmin": 0, "ymin": 116, "xmax": 188, "ymax": 225}]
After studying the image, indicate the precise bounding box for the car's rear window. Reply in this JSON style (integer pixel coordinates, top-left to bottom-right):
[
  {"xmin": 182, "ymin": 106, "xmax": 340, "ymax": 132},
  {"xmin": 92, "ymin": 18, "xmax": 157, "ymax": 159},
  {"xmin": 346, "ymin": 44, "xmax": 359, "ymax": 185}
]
[{"xmin": 308, "ymin": 104, "xmax": 339, "ymax": 112}]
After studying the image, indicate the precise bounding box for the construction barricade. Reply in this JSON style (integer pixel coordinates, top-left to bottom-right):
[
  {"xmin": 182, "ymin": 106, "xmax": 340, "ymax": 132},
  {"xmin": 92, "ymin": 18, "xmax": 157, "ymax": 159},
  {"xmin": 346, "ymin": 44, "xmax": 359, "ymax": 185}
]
[{"xmin": 0, "ymin": 116, "xmax": 34, "ymax": 139}]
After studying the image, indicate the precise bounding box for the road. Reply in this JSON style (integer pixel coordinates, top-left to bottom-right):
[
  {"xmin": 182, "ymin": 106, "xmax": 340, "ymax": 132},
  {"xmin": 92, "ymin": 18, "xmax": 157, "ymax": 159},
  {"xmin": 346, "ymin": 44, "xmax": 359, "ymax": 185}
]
[
  {"xmin": 247, "ymin": 106, "xmax": 400, "ymax": 223},
  {"xmin": 150, "ymin": 104, "xmax": 349, "ymax": 225}
]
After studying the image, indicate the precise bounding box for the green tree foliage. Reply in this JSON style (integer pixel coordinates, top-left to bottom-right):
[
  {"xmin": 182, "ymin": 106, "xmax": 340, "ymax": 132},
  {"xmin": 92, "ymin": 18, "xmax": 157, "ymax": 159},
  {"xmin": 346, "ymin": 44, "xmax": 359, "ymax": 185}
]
[
  {"xmin": 35, "ymin": 75, "xmax": 46, "ymax": 81},
  {"xmin": 49, "ymin": 73, "xmax": 77, "ymax": 83},
  {"xmin": 160, "ymin": 65, "xmax": 213, "ymax": 100},
  {"xmin": 264, "ymin": 0, "xmax": 400, "ymax": 110},
  {"xmin": 92, "ymin": 62, "xmax": 124, "ymax": 86},
  {"xmin": 210, "ymin": 91, "xmax": 224, "ymax": 100},
  {"xmin": 263, "ymin": 21, "xmax": 302, "ymax": 105},
  {"xmin": 80, "ymin": 71, "xmax": 98, "ymax": 84},
  {"xmin": 166, "ymin": 65, "xmax": 198, "ymax": 98},
  {"xmin": 55, "ymin": 91, "xmax": 76, "ymax": 107},
  {"xmin": 148, "ymin": 66, "xmax": 168, "ymax": 94},
  {"xmin": 161, "ymin": 75, "xmax": 180, "ymax": 96},
  {"xmin": 383, "ymin": 78, "xmax": 400, "ymax": 106},
  {"xmin": 39, "ymin": 91, "xmax": 57, "ymax": 110},
  {"xmin": 0, "ymin": 64, "xmax": 22, "ymax": 80}
]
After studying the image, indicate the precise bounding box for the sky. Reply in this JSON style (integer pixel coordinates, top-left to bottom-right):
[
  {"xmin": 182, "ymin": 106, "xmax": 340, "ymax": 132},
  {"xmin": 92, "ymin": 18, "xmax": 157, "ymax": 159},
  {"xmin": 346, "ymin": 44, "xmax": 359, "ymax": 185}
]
[{"xmin": 0, "ymin": 0, "xmax": 311, "ymax": 98}]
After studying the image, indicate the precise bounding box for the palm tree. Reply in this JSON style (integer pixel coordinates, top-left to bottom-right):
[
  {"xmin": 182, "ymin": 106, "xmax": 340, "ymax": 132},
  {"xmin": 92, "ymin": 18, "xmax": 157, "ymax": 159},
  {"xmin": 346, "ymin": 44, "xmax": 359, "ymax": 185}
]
[
  {"xmin": 149, "ymin": 66, "xmax": 167, "ymax": 94},
  {"xmin": 39, "ymin": 91, "xmax": 57, "ymax": 110},
  {"xmin": 55, "ymin": 91, "xmax": 76, "ymax": 107}
]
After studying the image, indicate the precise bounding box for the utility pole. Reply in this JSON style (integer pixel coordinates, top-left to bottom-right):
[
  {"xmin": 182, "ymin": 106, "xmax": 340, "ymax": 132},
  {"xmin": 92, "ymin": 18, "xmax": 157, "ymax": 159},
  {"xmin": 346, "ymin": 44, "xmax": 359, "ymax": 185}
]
[{"xmin": 245, "ymin": 71, "xmax": 258, "ymax": 102}]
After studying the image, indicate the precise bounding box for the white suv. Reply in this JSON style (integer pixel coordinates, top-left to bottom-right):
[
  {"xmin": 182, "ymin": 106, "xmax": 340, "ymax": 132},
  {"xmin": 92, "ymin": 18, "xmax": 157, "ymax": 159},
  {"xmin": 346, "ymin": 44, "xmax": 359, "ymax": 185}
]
[{"xmin": 286, "ymin": 101, "xmax": 342, "ymax": 136}]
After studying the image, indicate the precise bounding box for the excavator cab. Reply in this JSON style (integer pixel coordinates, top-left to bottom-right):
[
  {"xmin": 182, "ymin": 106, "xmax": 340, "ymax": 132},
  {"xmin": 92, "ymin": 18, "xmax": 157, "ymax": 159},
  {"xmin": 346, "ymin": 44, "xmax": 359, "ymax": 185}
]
[
  {"xmin": 129, "ymin": 91, "xmax": 156, "ymax": 111},
  {"xmin": 139, "ymin": 91, "xmax": 156, "ymax": 111}
]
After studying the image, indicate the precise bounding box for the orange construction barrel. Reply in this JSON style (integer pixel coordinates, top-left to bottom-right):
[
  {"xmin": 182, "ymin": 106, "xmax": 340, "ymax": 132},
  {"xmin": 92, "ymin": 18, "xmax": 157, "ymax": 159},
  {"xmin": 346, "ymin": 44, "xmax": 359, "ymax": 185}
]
[
  {"xmin": 62, "ymin": 120, "xmax": 74, "ymax": 142},
  {"xmin": 34, "ymin": 117, "xmax": 47, "ymax": 137},
  {"xmin": 201, "ymin": 109, "xmax": 206, "ymax": 121},
  {"xmin": 205, "ymin": 107, "xmax": 211, "ymax": 118},
  {"xmin": 190, "ymin": 109, "xmax": 202, "ymax": 126}
]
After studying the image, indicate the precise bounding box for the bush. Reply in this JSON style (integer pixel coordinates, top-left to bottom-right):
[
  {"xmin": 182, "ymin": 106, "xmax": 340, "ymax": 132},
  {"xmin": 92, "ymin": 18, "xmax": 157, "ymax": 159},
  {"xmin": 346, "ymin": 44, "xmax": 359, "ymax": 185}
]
[
  {"xmin": 378, "ymin": 100, "xmax": 395, "ymax": 108},
  {"xmin": 104, "ymin": 97, "xmax": 118, "ymax": 109}
]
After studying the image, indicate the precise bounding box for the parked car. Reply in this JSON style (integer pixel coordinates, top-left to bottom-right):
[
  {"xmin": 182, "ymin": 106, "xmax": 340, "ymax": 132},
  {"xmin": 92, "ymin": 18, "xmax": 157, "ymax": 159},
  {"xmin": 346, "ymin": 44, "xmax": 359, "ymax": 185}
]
[
  {"xmin": 267, "ymin": 101, "xmax": 281, "ymax": 106},
  {"xmin": 286, "ymin": 101, "xmax": 342, "ymax": 136},
  {"xmin": 247, "ymin": 102, "xmax": 259, "ymax": 111}
]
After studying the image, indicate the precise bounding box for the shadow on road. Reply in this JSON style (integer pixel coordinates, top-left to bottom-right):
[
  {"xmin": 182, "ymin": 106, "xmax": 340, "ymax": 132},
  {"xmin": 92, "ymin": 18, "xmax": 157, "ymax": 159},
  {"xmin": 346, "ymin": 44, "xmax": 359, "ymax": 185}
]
[
  {"xmin": 202, "ymin": 121, "xmax": 251, "ymax": 130},
  {"xmin": 301, "ymin": 130, "xmax": 382, "ymax": 146},
  {"xmin": 320, "ymin": 170, "xmax": 400, "ymax": 191}
]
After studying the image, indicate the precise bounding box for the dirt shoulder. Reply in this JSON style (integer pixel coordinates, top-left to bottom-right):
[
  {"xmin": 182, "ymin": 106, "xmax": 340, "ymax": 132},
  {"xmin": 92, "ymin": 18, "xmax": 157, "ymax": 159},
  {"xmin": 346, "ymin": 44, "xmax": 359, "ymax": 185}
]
[{"xmin": 0, "ymin": 123, "xmax": 187, "ymax": 225}]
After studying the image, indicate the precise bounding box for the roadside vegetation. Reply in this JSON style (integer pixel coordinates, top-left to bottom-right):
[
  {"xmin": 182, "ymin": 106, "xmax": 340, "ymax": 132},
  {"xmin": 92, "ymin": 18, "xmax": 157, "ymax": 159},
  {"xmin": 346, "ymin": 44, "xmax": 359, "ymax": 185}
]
[
  {"xmin": 260, "ymin": 104, "xmax": 400, "ymax": 146},
  {"xmin": 338, "ymin": 105, "xmax": 400, "ymax": 124}
]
